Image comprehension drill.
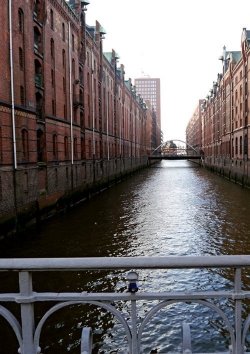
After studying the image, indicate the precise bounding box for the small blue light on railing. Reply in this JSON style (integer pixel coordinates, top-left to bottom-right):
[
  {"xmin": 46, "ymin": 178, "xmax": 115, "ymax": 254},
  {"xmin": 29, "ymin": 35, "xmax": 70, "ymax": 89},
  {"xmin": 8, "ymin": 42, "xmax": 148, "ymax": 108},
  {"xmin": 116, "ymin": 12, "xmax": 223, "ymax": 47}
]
[{"xmin": 127, "ymin": 271, "xmax": 139, "ymax": 293}]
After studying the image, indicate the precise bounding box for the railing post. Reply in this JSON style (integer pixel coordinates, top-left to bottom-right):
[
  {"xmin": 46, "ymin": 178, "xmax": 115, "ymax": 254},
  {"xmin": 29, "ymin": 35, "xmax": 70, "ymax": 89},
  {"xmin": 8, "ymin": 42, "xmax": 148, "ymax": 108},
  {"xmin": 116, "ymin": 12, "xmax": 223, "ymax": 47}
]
[
  {"xmin": 19, "ymin": 271, "xmax": 35, "ymax": 354},
  {"xmin": 234, "ymin": 267, "xmax": 243, "ymax": 354},
  {"xmin": 182, "ymin": 322, "xmax": 192, "ymax": 353},
  {"xmin": 80, "ymin": 327, "xmax": 92, "ymax": 354},
  {"xmin": 131, "ymin": 298, "xmax": 138, "ymax": 354}
]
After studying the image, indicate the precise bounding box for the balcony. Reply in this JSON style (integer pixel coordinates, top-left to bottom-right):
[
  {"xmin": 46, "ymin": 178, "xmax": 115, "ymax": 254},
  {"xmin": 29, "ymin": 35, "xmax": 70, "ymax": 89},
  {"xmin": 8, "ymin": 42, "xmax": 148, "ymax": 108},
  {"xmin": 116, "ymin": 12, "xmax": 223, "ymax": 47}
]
[{"xmin": 1, "ymin": 256, "xmax": 250, "ymax": 353}]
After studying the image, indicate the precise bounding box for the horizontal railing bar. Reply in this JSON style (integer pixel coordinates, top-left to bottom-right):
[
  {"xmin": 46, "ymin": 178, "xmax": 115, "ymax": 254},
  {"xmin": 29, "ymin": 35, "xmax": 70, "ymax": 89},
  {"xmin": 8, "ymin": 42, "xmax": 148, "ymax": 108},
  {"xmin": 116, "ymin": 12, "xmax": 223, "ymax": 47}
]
[
  {"xmin": 1, "ymin": 291, "xmax": 250, "ymax": 302},
  {"xmin": 17, "ymin": 291, "xmax": 250, "ymax": 302},
  {"xmin": 0, "ymin": 256, "xmax": 250, "ymax": 270}
]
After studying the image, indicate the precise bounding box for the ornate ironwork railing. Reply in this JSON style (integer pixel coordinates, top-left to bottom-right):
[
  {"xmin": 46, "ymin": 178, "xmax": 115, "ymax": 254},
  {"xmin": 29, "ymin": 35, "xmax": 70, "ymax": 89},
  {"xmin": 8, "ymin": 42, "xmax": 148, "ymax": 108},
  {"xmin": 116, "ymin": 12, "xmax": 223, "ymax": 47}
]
[{"xmin": 1, "ymin": 256, "xmax": 250, "ymax": 353}]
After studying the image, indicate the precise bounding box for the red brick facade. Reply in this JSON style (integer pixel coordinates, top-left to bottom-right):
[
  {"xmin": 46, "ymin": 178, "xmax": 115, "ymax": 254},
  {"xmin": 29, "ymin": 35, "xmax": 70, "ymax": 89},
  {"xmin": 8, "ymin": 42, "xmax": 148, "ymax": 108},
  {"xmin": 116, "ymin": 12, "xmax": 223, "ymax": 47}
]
[
  {"xmin": 186, "ymin": 31, "xmax": 250, "ymax": 186},
  {"xmin": 0, "ymin": 0, "xmax": 160, "ymax": 229}
]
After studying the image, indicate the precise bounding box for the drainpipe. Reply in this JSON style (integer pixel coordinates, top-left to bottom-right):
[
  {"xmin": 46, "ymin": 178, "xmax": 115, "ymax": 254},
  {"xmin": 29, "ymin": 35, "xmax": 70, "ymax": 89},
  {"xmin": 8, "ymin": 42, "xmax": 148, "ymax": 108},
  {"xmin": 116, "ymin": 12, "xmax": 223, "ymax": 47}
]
[
  {"xmin": 120, "ymin": 98, "xmax": 122, "ymax": 156},
  {"xmin": 91, "ymin": 48, "xmax": 95, "ymax": 157},
  {"xmin": 68, "ymin": 22, "xmax": 74, "ymax": 166},
  {"xmin": 9, "ymin": 0, "xmax": 18, "ymax": 228},
  {"xmin": 91, "ymin": 48, "xmax": 96, "ymax": 182},
  {"xmin": 68, "ymin": 22, "xmax": 74, "ymax": 191},
  {"xmin": 9, "ymin": 0, "xmax": 17, "ymax": 169},
  {"xmin": 106, "ymin": 89, "xmax": 109, "ymax": 160}
]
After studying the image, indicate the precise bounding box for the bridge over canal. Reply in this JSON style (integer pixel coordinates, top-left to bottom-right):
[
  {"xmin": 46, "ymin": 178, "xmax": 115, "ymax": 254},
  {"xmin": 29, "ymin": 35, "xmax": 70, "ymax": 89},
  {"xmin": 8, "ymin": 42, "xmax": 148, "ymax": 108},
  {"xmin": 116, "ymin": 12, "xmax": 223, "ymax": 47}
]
[{"xmin": 149, "ymin": 139, "xmax": 203, "ymax": 160}]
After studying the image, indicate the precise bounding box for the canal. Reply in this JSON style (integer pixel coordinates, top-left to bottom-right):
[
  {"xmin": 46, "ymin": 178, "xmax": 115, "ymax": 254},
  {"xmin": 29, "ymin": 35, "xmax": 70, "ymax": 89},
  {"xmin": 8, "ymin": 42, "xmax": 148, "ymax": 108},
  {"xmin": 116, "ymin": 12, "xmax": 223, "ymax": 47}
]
[{"xmin": 1, "ymin": 160, "xmax": 250, "ymax": 353}]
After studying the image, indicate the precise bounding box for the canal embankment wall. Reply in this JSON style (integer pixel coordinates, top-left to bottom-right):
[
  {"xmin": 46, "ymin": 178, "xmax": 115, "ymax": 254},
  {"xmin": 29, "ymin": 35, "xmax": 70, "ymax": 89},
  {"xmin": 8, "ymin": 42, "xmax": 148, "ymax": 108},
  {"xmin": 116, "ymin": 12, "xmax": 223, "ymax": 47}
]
[
  {"xmin": 203, "ymin": 157, "xmax": 250, "ymax": 188},
  {"xmin": 0, "ymin": 157, "xmax": 153, "ymax": 238}
]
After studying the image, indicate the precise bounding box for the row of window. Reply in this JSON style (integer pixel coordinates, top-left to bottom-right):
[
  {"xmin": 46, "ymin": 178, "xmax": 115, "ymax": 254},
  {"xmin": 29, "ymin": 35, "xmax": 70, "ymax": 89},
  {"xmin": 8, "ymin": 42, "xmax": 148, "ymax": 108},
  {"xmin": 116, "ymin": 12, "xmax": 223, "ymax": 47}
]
[
  {"xmin": 33, "ymin": 1, "xmax": 72, "ymax": 45},
  {"xmin": 0, "ymin": 128, "xmax": 79, "ymax": 162},
  {"xmin": 232, "ymin": 135, "xmax": 247, "ymax": 156},
  {"xmin": 19, "ymin": 6, "xmax": 75, "ymax": 49},
  {"xmin": 49, "ymin": 8, "xmax": 75, "ymax": 49},
  {"xmin": 0, "ymin": 126, "xmax": 142, "ymax": 163}
]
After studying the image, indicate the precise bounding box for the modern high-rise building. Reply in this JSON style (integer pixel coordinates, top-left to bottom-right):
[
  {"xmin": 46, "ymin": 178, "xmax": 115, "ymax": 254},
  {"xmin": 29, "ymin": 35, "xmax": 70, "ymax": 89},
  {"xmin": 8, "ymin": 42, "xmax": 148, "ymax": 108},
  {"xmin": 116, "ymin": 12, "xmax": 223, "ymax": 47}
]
[{"xmin": 134, "ymin": 77, "xmax": 161, "ymax": 146}]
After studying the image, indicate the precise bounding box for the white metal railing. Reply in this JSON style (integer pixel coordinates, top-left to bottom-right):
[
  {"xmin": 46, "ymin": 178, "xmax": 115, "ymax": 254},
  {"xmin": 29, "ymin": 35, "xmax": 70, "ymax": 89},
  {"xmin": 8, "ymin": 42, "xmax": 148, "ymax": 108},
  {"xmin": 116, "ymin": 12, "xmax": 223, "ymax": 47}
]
[{"xmin": 1, "ymin": 256, "xmax": 250, "ymax": 353}]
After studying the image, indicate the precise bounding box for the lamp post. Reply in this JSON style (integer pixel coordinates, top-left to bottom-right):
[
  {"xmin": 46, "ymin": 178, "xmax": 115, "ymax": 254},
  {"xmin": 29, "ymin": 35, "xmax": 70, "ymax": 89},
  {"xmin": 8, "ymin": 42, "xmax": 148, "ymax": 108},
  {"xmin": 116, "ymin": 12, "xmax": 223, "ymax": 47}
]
[{"xmin": 127, "ymin": 271, "xmax": 139, "ymax": 293}]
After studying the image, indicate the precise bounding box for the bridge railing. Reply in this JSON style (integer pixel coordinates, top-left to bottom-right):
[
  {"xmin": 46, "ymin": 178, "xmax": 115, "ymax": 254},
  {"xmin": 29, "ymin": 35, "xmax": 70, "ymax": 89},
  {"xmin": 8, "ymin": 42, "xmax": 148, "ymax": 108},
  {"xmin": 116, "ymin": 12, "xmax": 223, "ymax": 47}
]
[
  {"xmin": 150, "ymin": 148, "xmax": 202, "ymax": 159},
  {"xmin": 1, "ymin": 256, "xmax": 250, "ymax": 354},
  {"xmin": 160, "ymin": 148, "xmax": 199, "ymax": 156}
]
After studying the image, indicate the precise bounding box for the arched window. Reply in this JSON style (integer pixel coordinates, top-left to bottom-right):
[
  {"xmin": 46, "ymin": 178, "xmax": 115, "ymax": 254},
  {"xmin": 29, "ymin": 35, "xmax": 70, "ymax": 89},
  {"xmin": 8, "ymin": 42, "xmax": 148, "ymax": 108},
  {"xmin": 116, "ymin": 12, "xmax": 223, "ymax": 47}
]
[
  {"xmin": 35, "ymin": 92, "xmax": 43, "ymax": 118},
  {"xmin": 87, "ymin": 72, "xmax": 90, "ymax": 90},
  {"xmin": 37, "ymin": 129, "xmax": 45, "ymax": 162},
  {"xmin": 64, "ymin": 104, "xmax": 67, "ymax": 119},
  {"xmin": 81, "ymin": 137, "xmax": 85, "ymax": 159},
  {"xmin": 87, "ymin": 94, "xmax": 91, "ymax": 126},
  {"xmin": 64, "ymin": 136, "xmax": 68, "ymax": 158},
  {"xmin": 62, "ymin": 22, "xmax": 65, "ymax": 41},
  {"xmin": 20, "ymin": 86, "xmax": 25, "ymax": 105},
  {"xmin": 50, "ymin": 9, "xmax": 54, "ymax": 30},
  {"xmin": 73, "ymin": 105, "xmax": 77, "ymax": 123},
  {"xmin": 62, "ymin": 49, "xmax": 66, "ymax": 68},
  {"xmin": 19, "ymin": 47, "xmax": 24, "ymax": 70},
  {"xmin": 240, "ymin": 136, "xmax": 243, "ymax": 155},
  {"xmin": 52, "ymin": 134, "xmax": 58, "ymax": 159},
  {"xmin": 80, "ymin": 111, "xmax": 84, "ymax": 128},
  {"xmin": 18, "ymin": 8, "xmax": 24, "ymax": 33},
  {"xmin": 72, "ymin": 33, "xmax": 75, "ymax": 51},
  {"xmin": 72, "ymin": 59, "xmax": 75, "ymax": 79},
  {"xmin": 87, "ymin": 51, "xmax": 89, "ymax": 66},
  {"xmin": 21, "ymin": 129, "xmax": 29, "ymax": 159},
  {"xmin": 79, "ymin": 89, "xmax": 83, "ymax": 105},
  {"xmin": 51, "ymin": 69, "xmax": 54, "ymax": 88},
  {"xmin": 63, "ymin": 77, "xmax": 66, "ymax": 94},
  {"xmin": 74, "ymin": 137, "xmax": 77, "ymax": 158},
  {"xmin": 50, "ymin": 38, "xmax": 55, "ymax": 60},
  {"xmin": 52, "ymin": 99, "xmax": 56, "ymax": 115}
]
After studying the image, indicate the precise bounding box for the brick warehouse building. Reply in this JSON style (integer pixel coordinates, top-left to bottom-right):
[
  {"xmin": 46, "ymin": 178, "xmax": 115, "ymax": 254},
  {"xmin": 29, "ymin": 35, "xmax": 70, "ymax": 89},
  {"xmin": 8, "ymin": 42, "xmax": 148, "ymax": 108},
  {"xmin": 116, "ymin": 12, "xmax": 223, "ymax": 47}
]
[
  {"xmin": 186, "ymin": 30, "xmax": 250, "ymax": 187},
  {"xmin": 0, "ymin": 0, "xmax": 160, "ymax": 233}
]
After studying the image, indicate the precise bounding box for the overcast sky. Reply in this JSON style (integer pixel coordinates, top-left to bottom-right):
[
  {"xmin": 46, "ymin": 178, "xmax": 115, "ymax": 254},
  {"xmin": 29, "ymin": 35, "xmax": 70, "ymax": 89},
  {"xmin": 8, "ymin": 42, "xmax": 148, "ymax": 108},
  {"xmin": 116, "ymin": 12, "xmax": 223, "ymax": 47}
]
[{"xmin": 86, "ymin": 0, "xmax": 250, "ymax": 141}]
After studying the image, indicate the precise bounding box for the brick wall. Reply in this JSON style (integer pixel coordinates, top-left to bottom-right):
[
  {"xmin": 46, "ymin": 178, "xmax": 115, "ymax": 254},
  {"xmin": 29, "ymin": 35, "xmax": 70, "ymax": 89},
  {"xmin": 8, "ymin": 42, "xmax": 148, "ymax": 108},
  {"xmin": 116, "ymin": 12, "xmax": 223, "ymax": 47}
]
[{"xmin": 0, "ymin": 0, "xmax": 158, "ymax": 232}]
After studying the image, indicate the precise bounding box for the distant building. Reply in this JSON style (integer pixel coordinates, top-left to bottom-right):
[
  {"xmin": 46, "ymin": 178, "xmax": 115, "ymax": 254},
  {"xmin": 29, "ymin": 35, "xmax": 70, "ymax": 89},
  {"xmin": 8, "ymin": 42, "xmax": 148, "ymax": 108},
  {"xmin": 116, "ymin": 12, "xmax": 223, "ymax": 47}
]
[
  {"xmin": 186, "ymin": 100, "xmax": 203, "ymax": 152},
  {"xmin": 134, "ymin": 77, "xmax": 161, "ymax": 147}
]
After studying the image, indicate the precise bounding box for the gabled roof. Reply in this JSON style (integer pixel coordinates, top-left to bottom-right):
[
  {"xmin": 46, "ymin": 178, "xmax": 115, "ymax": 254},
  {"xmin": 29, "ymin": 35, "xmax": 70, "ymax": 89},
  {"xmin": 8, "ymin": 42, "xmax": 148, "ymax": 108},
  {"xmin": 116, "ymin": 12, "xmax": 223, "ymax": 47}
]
[
  {"xmin": 86, "ymin": 25, "xmax": 95, "ymax": 38},
  {"xmin": 227, "ymin": 51, "xmax": 242, "ymax": 63},
  {"xmin": 104, "ymin": 52, "xmax": 113, "ymax": 63}
]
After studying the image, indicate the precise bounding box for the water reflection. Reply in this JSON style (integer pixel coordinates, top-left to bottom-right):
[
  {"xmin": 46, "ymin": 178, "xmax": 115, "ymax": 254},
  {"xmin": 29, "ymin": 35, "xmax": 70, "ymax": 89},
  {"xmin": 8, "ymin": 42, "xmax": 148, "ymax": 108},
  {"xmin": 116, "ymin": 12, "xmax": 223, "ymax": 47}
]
[{"xmin": 1, "ymin": 160, "xmax": 250, "ymax": 353}]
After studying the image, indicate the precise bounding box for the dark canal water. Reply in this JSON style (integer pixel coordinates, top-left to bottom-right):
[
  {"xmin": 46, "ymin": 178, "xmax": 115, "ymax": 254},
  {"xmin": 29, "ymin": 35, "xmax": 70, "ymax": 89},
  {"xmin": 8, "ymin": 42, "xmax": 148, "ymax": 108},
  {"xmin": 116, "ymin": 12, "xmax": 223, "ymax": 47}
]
[{"xmin": 1, "ymin": 160, "xmax": 250, "ymax": 353}]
